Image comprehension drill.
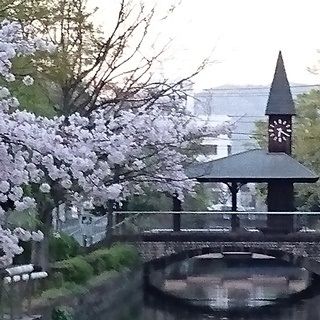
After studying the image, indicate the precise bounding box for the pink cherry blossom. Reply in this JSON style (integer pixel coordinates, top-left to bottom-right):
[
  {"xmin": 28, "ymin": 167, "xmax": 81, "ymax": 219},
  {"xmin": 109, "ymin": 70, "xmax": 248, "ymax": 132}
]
[{"xmin": 0, "ymin": 20, "xmax": 230, "ymax": 266}]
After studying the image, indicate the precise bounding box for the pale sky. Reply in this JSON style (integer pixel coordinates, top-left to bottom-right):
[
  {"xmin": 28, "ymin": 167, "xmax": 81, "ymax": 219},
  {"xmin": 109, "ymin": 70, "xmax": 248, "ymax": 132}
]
[{"xmin": 89, "ymin": 0, "xmax": 320, "ymax": 90}]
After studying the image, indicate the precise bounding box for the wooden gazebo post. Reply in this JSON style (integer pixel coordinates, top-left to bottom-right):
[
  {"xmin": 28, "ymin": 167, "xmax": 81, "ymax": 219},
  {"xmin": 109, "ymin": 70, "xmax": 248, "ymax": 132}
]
[
  {"xmin": 172, "ymin": 193, "xmax": 182, "ymax": 231},
  {"xmin": 227, "ymin": 182, "xmax": 241, "ymax": 232},
  {"xmin": 230, "ymin": 182, "xmax": 239, "ymax": 232}
]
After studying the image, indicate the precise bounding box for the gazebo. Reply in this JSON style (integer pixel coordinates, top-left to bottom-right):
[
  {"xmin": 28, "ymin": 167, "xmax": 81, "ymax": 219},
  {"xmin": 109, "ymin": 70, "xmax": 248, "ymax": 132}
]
[{"xmin": 186, "ymin": 149, "xmax": 318, "ymax": 231}]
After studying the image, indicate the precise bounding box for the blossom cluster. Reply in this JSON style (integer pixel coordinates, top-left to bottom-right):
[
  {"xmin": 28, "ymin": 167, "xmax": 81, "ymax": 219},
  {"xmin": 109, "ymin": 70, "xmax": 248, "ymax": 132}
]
[{"xmin": 0, "ymin": 21, "xmax": 229, "ymax": 266}]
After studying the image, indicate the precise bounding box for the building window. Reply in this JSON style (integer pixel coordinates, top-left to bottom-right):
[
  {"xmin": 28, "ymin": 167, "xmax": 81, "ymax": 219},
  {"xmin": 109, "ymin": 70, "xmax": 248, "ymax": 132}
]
[
  {"xmin": 212, "ymin": 145, "xmax": 218, "ymax": 155},
  {"xmin": 227, "ymin": 145, "xmax": 232, "ymax": 155},
  {"xmin": 199, "ymin": 144, "xmax": 218, "ymax": 156}
]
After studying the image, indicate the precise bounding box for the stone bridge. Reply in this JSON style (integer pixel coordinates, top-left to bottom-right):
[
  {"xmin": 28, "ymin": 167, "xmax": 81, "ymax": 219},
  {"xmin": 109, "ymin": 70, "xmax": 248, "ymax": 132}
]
[{"xmin": 113, "ymin": 232, "xmax": 320, "ymax": 275}]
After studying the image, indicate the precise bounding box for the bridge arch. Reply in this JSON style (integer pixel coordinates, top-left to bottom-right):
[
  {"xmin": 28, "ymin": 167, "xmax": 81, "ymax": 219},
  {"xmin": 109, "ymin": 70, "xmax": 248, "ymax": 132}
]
[
  {"xmin": 141, "ymin": 242, "xmax": 320, "ymax": 276},
  {"xmin": 142, "ymin": 242, "xmax": 320, "ymax": 314}
]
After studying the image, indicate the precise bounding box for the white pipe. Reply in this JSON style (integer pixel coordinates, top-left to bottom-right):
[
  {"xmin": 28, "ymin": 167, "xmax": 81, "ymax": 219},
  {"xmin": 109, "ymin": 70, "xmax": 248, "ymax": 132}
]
[
  {"xmin": 22, "ymin": 274, "xmax": 30, "ymax": 281},
  {"xmin": 4, "ymin": 272, "xmax": 47, "ymax": 283},
  {"xmin": 30, "ymin": 272, "xmax": 48, "ymax": 280},
  {"xmin": 6, "ymin": 264, "xmax": 34, "ymax": 276},
  {"xmin": 4, "ymin": 277, "xmax": 11, "ymax": 284}
]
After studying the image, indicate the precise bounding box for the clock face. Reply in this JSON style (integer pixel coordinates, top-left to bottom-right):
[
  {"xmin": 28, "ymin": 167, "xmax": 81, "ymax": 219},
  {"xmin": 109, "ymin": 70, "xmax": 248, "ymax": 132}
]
[{"xmin": 268, "ymin": 118, "xmax": 292, "ymax": 143}]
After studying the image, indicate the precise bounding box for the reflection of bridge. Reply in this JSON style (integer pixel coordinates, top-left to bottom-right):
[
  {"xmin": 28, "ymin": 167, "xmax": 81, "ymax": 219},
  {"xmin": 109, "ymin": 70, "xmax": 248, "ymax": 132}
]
[{"xmin": 111, "ymin": 211, "xmax": 320, "ymax": 276}]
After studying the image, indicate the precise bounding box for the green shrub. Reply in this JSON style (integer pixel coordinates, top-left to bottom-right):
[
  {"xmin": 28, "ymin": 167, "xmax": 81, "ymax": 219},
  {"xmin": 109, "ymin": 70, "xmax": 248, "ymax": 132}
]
[
  {"xmin": 50, "ymin": 245, "xmax": 140, "ymax": 289},
  {"xmin": 87, "ymin": 271, "xmax": 117, "ymax": 287},
  {"xmin": 53, "ymin": 257, "xmax": 93, "ymax": 284},
  {"xmin": 49, "ymin": 232, "xmax": 81, "ymax": 262},
  {"xmin": 37, "ymin": 283, "xmax": 86, "ymax": 302},
  {"xmin": 84, "ymin": 245, "xmax": 140, "ymax": 273},
  {"xmin": 83, "ymin": 252, "xmax": 106, "ymax": 275},
  {"xmin": 52, "ymin": 306, "xmax": 74, "ymax": 320},
  {"xmin": 109, "ymin": 244, "xmax": 140, "ymax": 268},
  {"xmin": 84, "ymin": 249, "xmax": 120, "ymax": 272},
  {"xmin": 38, "ymin": 287, "xmax": 71, "ymax": 301},
  {"xmin": 47, "ymin": 271, "xmax": 64, "ymax": 289}
]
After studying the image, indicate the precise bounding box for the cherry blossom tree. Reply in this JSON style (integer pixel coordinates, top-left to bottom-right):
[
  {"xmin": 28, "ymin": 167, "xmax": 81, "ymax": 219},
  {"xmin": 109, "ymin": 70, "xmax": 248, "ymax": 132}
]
[
  {"xmin": 0, "ymin": 19, "xmax": 229, "ymax": 268},
  {"xmin": 0, "ymin": 20, "xmax": 55, "ymax": 266}
]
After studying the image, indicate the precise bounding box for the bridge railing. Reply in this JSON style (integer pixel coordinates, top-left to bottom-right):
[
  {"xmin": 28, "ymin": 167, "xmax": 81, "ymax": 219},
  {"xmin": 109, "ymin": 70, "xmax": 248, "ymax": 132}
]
[{"xmin": 111, "ymin": 211, "xmax": 320, "ymax": 236}]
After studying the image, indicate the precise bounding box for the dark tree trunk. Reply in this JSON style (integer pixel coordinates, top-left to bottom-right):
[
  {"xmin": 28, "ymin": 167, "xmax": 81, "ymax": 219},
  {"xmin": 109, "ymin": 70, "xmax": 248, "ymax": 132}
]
[
  {"xmin": 31, "ymin": 199, "xmax": 54, "ymax": 271},
  {"xmin": 105, "ymin": 199, "xmax": 115, "ymax": 246}
]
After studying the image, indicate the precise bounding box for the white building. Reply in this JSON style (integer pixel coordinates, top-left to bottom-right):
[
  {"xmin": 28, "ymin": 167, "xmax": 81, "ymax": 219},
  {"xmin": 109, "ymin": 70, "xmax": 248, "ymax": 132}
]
[
  {"xmin": 195, "ymin": 114, "xmax": 232, "ymax": 162},
  {"xmin": 187, "ymin": 94, "xmax": 256, "ymax": 211}
]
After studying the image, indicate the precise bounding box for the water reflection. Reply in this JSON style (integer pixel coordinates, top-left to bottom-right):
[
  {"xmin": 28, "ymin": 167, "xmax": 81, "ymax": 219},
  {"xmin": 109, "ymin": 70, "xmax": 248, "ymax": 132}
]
[
  {"xmin": 113, "ymin": 255, "xmax": 320, "ymax": 320},
  {"xmin": 160, "ymin": 254, "xmax": 310, "ymax": 309},
  {"xmin": 142, "ymin": 296, "xmax": 320, "ymax": 320}
]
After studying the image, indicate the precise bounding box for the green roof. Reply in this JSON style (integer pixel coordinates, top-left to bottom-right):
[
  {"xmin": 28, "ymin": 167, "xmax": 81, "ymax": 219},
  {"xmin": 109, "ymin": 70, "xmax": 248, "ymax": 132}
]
[{"xmin": 187, "ymin": 149, "xmax": 318, "ymax": 183}]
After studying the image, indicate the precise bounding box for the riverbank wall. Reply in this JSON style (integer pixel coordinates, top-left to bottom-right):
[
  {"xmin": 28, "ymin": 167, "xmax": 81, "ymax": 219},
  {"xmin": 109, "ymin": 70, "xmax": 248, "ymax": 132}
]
[{"xmin": 31, "ymin": 269, "xmax": 143, "ymax": 320}]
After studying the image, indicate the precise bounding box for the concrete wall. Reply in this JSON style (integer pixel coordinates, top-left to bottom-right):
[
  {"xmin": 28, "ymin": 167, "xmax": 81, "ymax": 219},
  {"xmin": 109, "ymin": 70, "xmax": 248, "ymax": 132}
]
[{"xmin": 32, "ymin": 269, "xmax": 143, "ymax": 320}]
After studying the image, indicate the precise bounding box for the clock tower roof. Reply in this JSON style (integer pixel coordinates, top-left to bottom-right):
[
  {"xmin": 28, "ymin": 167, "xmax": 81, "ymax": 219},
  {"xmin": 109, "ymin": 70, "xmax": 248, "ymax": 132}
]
[{"xmin": 265, "ymin": 51, "xmax": 296, "ymax": 115}]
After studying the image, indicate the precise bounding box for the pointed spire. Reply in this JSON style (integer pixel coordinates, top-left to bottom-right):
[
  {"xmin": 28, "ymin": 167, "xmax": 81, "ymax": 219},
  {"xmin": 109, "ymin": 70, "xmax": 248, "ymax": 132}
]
[{"xmin": 265, "ymin": 51, "xmax": 295, "ymax": 115}]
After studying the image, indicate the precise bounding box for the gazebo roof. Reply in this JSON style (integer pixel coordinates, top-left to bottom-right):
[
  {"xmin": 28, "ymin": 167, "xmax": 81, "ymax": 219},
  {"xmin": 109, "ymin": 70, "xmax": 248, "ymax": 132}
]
[{"xmin": 187, "ymin": 149, "xmax": 319, "ymax": 183}]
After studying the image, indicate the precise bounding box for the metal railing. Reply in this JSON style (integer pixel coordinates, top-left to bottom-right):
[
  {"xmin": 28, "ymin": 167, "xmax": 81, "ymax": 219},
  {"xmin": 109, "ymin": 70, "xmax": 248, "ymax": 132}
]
[
  {"xmin": 60, "ymin": 211, "xmax": 320, "ymax": 245},
  {"xmin": 60, "ymin": 213, "xmax": 109, "ymax": 246},
  {"xmin": 111, "ymin": 211, "xmax": 320, "ymax": 236}
]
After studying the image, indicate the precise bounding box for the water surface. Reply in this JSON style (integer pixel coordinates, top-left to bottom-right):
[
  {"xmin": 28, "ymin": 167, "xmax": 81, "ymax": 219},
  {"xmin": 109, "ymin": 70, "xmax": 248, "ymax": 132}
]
[{"xmin": 114, "ymin": 255, "xmax": 320, "ymax": 320}]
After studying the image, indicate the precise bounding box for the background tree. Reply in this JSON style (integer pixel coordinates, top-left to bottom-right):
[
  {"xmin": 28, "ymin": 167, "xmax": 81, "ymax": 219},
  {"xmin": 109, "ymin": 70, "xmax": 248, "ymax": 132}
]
[
  {"xmin": 251, "ymin": 120, "xmax": 267, "ymax": 149},
  {"xmin": 294, "ymin": 90, "xmax": 320, "ymax": 212},
  {"xmin": 1, "ymin": 0, "xmax": 197, "ymax": 117}
]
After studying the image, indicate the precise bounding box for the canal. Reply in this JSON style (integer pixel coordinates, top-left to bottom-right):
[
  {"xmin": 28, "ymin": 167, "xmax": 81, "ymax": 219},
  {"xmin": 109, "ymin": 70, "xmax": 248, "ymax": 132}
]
[{"xmin": 113, "ymin": 254, "xmax": 320, "ymax": 320}]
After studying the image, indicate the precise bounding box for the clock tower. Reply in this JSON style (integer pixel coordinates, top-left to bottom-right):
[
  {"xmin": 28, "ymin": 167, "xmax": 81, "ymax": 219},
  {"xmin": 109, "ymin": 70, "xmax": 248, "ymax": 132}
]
[{"xmin": 265, "ymin": 51, "xmax": 296, "ymax": 232}]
